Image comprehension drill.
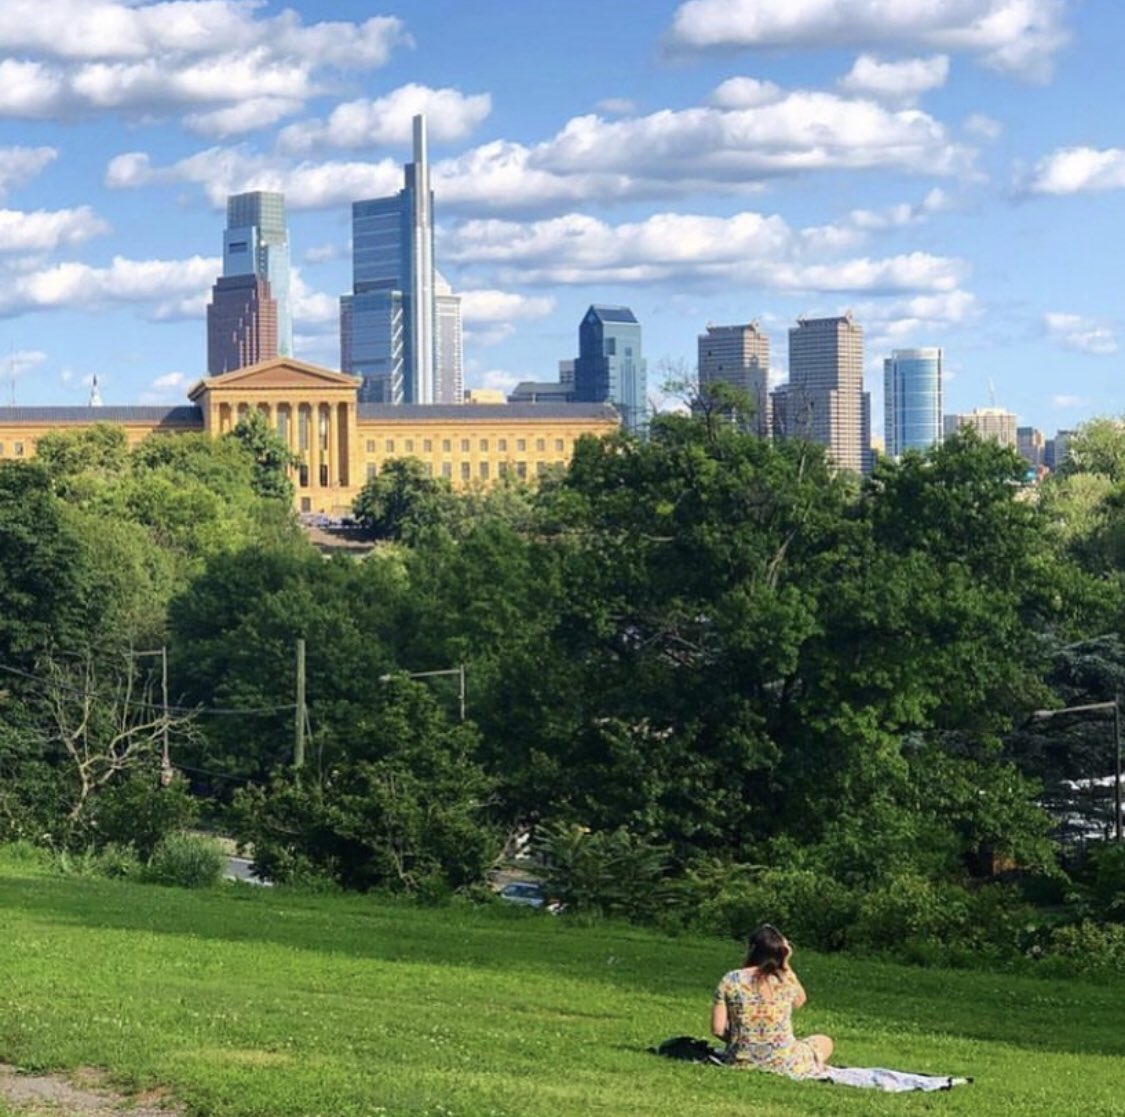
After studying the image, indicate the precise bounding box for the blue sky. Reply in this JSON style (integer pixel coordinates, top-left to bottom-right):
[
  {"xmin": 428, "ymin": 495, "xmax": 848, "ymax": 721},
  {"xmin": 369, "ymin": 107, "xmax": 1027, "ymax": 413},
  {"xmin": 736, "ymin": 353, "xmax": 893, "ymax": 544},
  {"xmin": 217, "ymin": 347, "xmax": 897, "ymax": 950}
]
[{"xmin": 0, "ymin": 0, "xmax": 1118, "ymax": 437}]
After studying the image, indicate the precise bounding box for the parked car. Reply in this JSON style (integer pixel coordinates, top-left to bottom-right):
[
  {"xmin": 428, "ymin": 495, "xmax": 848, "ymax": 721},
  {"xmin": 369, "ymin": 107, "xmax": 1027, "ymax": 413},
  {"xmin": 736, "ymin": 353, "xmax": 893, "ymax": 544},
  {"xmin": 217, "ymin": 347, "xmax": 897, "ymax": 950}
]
[{"xmin": 499, "ymin": 881, "xmax": 546, "ymax": 908}]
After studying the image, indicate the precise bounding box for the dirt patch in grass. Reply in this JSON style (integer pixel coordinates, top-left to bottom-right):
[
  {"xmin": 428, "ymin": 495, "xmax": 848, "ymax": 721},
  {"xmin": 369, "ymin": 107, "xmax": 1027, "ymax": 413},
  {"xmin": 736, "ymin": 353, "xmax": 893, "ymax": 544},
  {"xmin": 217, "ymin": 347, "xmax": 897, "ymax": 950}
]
[{"xmin": 0, "ymin": 1065, "xmax": 182, "ymax": 1117}]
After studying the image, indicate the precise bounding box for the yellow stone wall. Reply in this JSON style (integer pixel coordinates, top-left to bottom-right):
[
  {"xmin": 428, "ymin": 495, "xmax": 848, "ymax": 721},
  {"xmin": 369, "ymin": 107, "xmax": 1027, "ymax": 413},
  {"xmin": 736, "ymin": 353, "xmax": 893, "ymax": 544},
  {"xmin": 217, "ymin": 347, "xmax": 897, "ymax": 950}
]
[{"xmin": 0, "ymin": 359, "xmax": 620, "ymax": 516}]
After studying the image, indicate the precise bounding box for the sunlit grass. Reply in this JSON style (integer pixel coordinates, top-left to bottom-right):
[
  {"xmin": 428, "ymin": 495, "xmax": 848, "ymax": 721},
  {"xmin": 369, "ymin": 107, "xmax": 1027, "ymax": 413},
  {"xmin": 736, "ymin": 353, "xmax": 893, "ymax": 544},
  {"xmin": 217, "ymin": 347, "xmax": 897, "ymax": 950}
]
[{"xmin": 2, "ymin": 847, "xmax": 1123, "ymax": 1116}]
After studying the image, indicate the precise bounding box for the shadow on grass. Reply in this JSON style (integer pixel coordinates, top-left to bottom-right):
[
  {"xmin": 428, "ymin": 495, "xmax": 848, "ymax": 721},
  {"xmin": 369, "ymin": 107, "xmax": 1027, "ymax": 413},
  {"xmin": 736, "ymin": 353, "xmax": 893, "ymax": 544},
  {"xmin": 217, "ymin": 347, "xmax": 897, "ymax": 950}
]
[{"xmin": 4, "ymin": 869, "xmax": 1125, "ymax": 1061}]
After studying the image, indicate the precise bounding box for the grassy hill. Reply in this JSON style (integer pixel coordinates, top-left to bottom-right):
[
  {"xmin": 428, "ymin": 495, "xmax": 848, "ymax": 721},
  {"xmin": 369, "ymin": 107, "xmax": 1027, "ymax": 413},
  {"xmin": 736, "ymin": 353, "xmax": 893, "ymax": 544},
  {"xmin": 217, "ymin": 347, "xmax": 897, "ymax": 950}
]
[{"xmin": 1, "ymin": 847, "xmax": 1123, "ymax": 1117}]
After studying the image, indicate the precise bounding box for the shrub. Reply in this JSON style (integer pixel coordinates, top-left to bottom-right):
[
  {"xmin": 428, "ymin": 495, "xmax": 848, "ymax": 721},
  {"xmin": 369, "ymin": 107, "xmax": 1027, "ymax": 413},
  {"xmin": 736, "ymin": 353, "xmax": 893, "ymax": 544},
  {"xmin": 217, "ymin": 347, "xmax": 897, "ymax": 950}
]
[
  {"xmin": 92, "ymin": 772, "xmax": 199, "ymax": 861},
  {"xmin": 850, "ymin": 873, "xmax": 970, "ymax": 954},
  {"xmin": 144, "ymin": 832, "xmax": 224, "ymax": 889},
  {"xmin": 534, "ymin": 822, "xmax": 682, "ymax": 923},
  {"xmin": 1042, "ymin": 920, "xmax": 1125, "ymax": 975},
  {"xmin": 689, "ymin": 867, "xmax": 857, "ymax": 951}
]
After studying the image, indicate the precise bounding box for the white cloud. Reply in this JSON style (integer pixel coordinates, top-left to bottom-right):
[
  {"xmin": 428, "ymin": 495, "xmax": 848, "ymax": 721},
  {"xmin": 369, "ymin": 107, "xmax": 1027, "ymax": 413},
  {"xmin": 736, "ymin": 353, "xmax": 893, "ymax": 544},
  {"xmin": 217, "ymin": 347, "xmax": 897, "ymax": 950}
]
[
  {"xmin": 277, "ymin": 84, "xmax": 492, "ymax": 154},
  {"xmin": 667, "ymin": 0, "xmax": 1068, "ymax": 81},
  {"xmin": 105, "ymin": 147, "xmax": 403, "ymax": 211},
  {"xmin": 1051, "ymin": 393, "xmax": 1088, "ymax": 408},
  {"xmin": 857, "ymin": 289, "xmax": 979, "ymax": 347},
  {"xmin": 3, "ymin": 348, "xmax": 47, "ymax": 377},
  {"xmin": 0, "ymin": 5, "xmax": 410, "ymax": 128},
  {"xmin": 151, "ymin": 371, "xmax": 185, "ymax": 391},
  {"xmin": 709, "ymin": 77, "xmax": 783, "ymax": 108},
  {"xmin": 838, "ymin": 54, "xmax": 950, "ymax": 105},
  {"xmin": 471, "ymin": 368, "xmax": 520, "ymax": 395},
  {"xmin": 0, "ymin": 3, "xmax": 409, "ymax": 64},
  {"xmin": 1044, "ymin": 312, "xmax": 1117, "ymax": 355},
  {"xmin": 1027, "ymin": 147, "xmax": 1125, "ymax": 195},
  {"xmin": 106, "ymin": 80, "xmax": 972, "ymax": 216},
  {"xmin": 303, "ymin": 242, "xmax": 345, "ymax": 265},
  {"xmin": 460, "ymin": 289, "xmax": 556, "ymax": 324},
  {"xmin": 964, "ymin": 112, "xmax": 1002, "ymax": 139},
  {"xmin": 290, "ymin": 269, "xmax": 338, "ymax": 327},
  {"xmin": 848, "ymin": 188, "xmax": 949, "ymax": 230},
  {"xmin": 460, "ymin": 289, "xmax": 556, "ymax": 347},
  {"xmin": 0, "ymin": 206, "xmax": 108, "ymax": 253},
  {"xmin": 442, "ymin": 209, "xmax": 967, "ymax": 294},
  {"xmin": 0, "ymin": 253, "xmax": 218, "ymax": 317},
  {"xmin": 0, "ymin": 145, "xmax": 57, "ymax": 199},
  {"xmin": 534, "ymin": 96, "xmax": 971, "ymax": 180},
  {"xmin": 185, "ymin": 97, "xmax": 304, "ymax": 139},
  {"xmin": 595, "ymin": 97, "xmax": 637, "ymax": 116}
]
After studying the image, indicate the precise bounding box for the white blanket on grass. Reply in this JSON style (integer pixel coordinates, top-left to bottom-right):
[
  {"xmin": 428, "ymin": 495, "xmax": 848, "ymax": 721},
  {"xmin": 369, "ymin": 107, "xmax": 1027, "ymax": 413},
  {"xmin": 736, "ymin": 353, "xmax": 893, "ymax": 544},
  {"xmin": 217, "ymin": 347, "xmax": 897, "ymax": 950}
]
[{"xmin": 823, "ymin": 1066, "xmax": 968, "ymax": 1092}]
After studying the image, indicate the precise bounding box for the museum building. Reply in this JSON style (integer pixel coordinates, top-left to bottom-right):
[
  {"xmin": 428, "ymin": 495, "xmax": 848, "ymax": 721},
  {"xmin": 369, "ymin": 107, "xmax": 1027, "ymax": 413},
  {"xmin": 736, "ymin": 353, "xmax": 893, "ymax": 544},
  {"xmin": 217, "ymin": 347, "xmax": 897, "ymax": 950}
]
[{"xmin": 0, "ymin": 358, "xmax": 620, "ymax": 515}]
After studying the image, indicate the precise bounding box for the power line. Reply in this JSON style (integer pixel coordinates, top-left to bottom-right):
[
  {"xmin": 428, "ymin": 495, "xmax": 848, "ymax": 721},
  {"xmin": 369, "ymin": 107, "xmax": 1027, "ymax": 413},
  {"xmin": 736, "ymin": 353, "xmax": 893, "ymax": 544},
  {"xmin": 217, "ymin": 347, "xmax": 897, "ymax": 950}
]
[{"xmin": 0, "ymin": 661, "xmax": 297, "ymax": 718}]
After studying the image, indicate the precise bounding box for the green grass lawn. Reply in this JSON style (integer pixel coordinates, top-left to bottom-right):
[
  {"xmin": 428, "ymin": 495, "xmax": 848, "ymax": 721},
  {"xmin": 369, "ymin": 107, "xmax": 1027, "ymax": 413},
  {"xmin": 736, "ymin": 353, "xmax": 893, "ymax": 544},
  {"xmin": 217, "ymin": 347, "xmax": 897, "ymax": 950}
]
[{"xmin": 2, "ymin": 847, "xmax": 1124, "ymax": 1117}]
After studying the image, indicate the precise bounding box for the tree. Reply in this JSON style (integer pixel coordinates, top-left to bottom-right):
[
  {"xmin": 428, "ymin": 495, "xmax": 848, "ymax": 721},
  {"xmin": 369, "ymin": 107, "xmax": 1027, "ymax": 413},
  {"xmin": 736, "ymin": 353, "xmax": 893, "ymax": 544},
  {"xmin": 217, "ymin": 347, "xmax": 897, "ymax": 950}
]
[
  {"xmin": 227, "ymin": 409, "xmax": 300, "ymax": 501},
  {"xmin": 9, "ymin": 651, "xmax": 197, "ymax": 843},
  {"xmin": 352, "ymin": 457, "xmax": 457, "ymax": 541},
  {"xmin": 231, "ymin": 682, "xmax": 497, "ymax": 892}
]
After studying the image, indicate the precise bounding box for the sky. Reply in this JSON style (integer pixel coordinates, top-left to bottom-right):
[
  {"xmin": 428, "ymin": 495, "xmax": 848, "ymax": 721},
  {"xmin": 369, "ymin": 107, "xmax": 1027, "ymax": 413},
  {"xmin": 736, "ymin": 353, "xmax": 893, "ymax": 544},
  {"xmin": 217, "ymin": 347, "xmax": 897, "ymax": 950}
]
[{"xmin": 0, "ymin": 0, "xmax": 1119, "ymax": 437}]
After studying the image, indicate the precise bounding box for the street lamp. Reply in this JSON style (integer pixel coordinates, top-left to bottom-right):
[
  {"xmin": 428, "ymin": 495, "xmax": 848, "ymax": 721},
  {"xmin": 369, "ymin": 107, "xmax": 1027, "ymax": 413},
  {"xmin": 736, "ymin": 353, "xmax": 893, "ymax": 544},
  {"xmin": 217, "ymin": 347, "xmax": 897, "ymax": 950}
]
[
  {"xmin": 1032, "ymin": 698, "xmax": 1122, "ymax": 842},
  {"xmin": 379, "ymin": 665, "xmax": 466, "ymax": 721}
]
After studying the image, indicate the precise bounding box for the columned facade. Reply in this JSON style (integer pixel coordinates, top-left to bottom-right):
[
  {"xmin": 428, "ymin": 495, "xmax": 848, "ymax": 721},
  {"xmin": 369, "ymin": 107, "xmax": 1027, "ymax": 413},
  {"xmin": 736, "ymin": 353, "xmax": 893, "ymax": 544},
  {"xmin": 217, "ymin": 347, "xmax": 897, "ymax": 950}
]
[
  {"xmin": 189, "ymin": 359, "xmax": 362, "ymax": 510},
  {"xmin": 0, "ymin": 358, "xmax": 621, "ymax": 516}
]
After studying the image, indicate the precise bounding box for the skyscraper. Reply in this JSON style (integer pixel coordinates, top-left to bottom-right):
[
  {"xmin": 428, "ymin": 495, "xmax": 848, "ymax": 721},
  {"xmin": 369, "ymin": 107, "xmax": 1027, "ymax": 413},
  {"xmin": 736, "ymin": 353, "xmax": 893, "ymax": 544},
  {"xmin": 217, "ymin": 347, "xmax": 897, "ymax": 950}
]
[
  {"xmin": 697, "ymin": 321, "xmax": 770, "ymax": 435},
  {"xmin": 207, "ymin": 191, "xmax": 291, "ymax": 375},
  {"xmin": 572, "ymin": 305, "xmax": 646, "ymax": 435},
  {"xmin": 434, "ymin": 272, "xmax": 463, "ymax": 405},
  {"xmin": 342, "ymin": 114, "xmax": 441, "ymax": 405},
  {"xmin": 943, "ymin": 407, "xmax": 1018, "ymax": 447},
  {"xmin": 786, "ymin": 313, "xmax": 865, "ymax": 472},
  {"xmin": 884, "ymin": 348, "xmax": 943, "ymax": 458}
]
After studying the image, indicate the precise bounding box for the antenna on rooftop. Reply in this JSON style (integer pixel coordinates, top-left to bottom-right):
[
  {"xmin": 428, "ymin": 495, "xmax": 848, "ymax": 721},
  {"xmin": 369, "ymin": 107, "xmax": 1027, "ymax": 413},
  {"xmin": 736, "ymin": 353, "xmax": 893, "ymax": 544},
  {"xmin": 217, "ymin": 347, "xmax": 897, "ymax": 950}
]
[{"xmin": 988, "ymin": 378, "xmax": 997, "ymax": 407}]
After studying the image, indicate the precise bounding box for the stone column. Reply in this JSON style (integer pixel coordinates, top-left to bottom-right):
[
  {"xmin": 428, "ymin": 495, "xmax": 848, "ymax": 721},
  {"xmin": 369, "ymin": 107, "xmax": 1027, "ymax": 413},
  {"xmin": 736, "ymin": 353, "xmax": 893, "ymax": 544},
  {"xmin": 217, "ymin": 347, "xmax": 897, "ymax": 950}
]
[{"xmin": 328, "ymin": 401, "xmax": 340, "ymax": 491}]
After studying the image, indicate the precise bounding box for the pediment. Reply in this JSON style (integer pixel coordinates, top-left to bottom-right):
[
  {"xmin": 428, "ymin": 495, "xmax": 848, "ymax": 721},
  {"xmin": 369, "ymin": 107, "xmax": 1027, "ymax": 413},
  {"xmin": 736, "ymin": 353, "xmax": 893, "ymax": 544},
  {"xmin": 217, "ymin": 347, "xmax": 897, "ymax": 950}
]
[{"xmin": 187, "ymin": 359, "xmax": 361, "ymax": 399}]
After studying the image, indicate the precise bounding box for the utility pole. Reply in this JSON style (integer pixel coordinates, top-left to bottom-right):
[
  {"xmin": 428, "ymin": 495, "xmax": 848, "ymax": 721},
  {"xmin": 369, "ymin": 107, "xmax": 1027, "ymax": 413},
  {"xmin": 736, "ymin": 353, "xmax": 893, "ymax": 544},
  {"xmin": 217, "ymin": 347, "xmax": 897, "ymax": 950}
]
[
  {"xmin": 295, "ymin": 638, "xmax": 306, "ymax": 770},
  {"xmin": 159, "ymin": 645, "xmax": 172, "ymax": 786},
  {"xmin": 1115, "ymin": 696, "xmax": 1122, "ymax": 843}
]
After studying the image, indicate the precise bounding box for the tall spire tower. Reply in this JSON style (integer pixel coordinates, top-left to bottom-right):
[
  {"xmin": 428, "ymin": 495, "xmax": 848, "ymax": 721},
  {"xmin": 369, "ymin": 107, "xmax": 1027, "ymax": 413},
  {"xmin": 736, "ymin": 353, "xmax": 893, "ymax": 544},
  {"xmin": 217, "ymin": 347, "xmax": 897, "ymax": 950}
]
[{"xmin": 341, "ymin": 113, "xmax": 440, "ymax": 404}]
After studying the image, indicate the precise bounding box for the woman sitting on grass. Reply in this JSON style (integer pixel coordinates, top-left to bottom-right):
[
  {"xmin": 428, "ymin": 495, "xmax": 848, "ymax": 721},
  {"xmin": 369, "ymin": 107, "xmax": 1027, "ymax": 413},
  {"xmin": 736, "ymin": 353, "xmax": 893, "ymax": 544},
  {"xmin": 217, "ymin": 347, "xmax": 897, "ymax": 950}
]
[{"xmin": 711, "ymin": 924, "xmax": 833, "ymax": 1079}]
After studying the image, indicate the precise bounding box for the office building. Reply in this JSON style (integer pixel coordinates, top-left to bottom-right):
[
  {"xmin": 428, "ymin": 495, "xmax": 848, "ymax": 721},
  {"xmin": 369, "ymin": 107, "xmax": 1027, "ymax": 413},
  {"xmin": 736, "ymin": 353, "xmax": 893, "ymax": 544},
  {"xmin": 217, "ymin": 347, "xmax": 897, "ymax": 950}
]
[
  {"xmin": 342, "ymin": 114, "xmax": 444, "ymax": 406},
  {"xmin": 1044, "ymin": 429, "xmax": 1075, "ymax": 471},
  {"xmin": 207, "ymin": 191, "xmax": 291, "ymax": 375},
  {"xmin": 785, "ymin": 313, "xmax": 866, "ymax": 473},
  {"xmin": 1017, "ymin": 426, "xmax": 1046, "ymax": 469},
  {"xmin": 434, "ymin": 272, "xmax": 463, "ymax": 405},
  {"xmin": 572, "ymin": 305, "xmax": 646, "ymax": 435},
  {"xmin": 884, "ymin": 348, "xmax": 943, "ymax": 458},
  {"xmin": 697, "ymin": 321, "xmax": 770, "ymax": 436},
  {"xmin": 943, "ymin": 407, "xmax": 1018, "ymax": 448}
]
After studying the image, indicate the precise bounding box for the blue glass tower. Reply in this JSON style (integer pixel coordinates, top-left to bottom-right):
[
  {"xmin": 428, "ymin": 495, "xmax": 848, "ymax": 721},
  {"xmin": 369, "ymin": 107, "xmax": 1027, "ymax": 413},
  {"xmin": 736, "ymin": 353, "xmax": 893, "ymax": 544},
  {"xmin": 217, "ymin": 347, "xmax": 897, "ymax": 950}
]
[
  {"xmin": 222, "ymin": 191, "xmax": 292, "ymax": 357},
  {"xmin": 884, "ymin": 348, "xmax": 943, "ymax": 457},
  {"xmin": 573, "ymin": 305, "xmax": 646, "ymax": 435},
  {"xmin": 341, "ymin": 115, "xmax": 435, "ymax": 404}
]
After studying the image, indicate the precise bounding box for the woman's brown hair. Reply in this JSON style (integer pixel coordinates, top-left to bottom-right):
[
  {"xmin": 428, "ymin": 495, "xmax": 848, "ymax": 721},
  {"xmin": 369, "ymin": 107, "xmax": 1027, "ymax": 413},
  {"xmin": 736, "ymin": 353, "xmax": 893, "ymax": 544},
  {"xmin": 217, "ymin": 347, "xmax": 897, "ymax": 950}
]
[{"xmin": 744, "ymin": 924, "xmax": 789, "ymax": 979}]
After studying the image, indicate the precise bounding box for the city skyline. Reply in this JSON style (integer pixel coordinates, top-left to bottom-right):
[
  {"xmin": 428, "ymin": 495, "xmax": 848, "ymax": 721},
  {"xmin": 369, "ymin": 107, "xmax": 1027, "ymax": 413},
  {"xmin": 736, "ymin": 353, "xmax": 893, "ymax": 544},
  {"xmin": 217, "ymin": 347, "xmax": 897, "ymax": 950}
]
[{"xmin": 0, "ymin": 0, "xmax": 1118, "ymax": 438}]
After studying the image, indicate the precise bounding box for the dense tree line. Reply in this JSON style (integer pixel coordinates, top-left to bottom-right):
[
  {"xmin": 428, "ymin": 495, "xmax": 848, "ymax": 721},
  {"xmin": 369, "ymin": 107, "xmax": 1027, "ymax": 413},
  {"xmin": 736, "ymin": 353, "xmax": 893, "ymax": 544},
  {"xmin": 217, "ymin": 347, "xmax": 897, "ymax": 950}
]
[{"xmin": 4, "ymin": 408, "xmax": 1125, "ymax": 961}]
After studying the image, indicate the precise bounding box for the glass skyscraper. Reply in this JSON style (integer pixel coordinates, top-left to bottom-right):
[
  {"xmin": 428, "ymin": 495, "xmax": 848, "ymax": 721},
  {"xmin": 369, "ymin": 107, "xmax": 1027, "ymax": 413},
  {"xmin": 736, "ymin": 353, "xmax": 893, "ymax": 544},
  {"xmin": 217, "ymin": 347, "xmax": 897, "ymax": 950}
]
[
  {"xmin": 884, "ymin": 348, "xmax": 943, "ymax": 458},
  {"xmin": 342, "ymin": 115, "xmax": 441, "ymax": 404},
  {"xmin": 573, "ymin": 305, "xmax": 646, "ymax": 435},
  {"xmin": 207, "ymin": 191, "xmax": 291, "ymax": 374}
]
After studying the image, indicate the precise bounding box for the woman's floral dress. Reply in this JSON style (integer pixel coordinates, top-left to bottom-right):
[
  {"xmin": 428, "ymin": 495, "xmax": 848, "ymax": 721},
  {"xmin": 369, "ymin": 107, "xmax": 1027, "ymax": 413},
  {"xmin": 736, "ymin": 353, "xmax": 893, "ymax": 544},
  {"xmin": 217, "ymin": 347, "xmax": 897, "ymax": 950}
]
[{"xmin": 712, "ymin": 968, "xmax": 825, "ymax": 1079}]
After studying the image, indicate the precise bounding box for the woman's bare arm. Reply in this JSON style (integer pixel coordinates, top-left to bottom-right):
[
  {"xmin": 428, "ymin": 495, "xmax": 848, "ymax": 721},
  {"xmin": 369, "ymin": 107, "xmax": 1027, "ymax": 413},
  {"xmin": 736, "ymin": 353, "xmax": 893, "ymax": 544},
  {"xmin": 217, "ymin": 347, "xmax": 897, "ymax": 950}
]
[
  {"xmin": 711, "ymin": 999, "xmax": 729, "ymax": 1041},
  {"xmin": 786, "ymin": 968, "xmax": 808, "ymax": 1008}
]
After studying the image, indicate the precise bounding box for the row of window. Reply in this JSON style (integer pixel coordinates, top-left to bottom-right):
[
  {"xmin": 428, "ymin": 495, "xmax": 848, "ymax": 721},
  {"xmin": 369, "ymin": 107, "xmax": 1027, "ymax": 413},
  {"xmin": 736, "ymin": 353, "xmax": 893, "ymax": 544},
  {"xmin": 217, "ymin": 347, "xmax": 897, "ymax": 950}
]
[
  {"xmin": 366, "ymin": 459, "xmax": 565, "ymax": 482},
  {"xmin": 364, "ymin": 436, "xmax": 567, "ymax": 455},
  {"xmin": 0, "ymin": 442, "xmax": 25, "ymax": 457}
]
